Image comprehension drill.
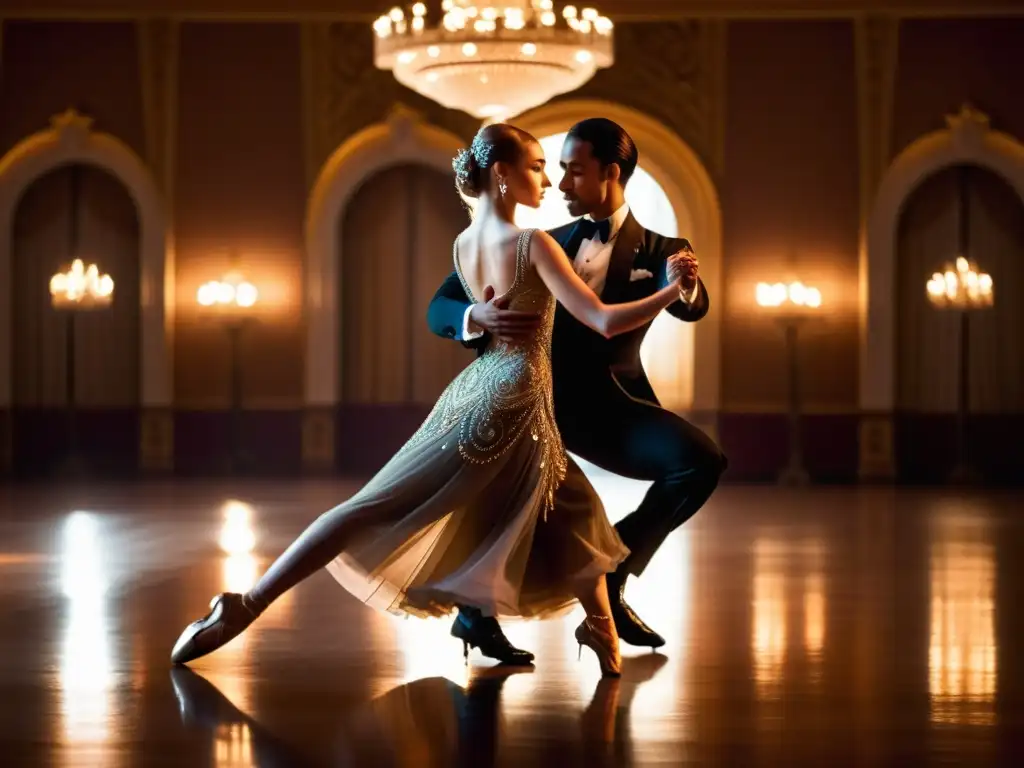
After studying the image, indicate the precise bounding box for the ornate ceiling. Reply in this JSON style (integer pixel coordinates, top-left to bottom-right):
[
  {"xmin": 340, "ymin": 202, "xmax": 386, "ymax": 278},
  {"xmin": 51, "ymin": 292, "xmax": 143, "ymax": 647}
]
[{"xmin": 2, "ymin": 0, "xmax": 1021, "ymax": 20}]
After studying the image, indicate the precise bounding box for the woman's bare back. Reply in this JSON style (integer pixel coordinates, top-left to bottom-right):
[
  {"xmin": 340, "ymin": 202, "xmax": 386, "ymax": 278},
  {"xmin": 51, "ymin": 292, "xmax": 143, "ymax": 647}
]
[{"xmin": 454, "ymin": 223, "xmax": 523, "ymax": 303}]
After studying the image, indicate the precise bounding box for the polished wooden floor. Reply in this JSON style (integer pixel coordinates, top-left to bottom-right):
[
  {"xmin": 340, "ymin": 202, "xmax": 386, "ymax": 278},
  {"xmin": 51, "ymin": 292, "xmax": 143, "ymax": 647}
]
[{"xmin": 1, "ymin": 467, "xmax": 1021, "ymax": 766}]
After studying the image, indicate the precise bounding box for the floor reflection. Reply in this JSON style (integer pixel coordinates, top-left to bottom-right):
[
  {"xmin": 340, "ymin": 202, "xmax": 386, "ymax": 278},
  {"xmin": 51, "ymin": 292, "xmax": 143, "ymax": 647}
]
[
  {"xmin": 570, "ymin": 459, "xmax": 693, "ymax": 751},
  {"xmin": 6, "ymin": 482, "xmax": 1022, "ymax": 766},
  {"xmin": 58, "ymin": 511, "xmax": 116, "ymax": 765},
  {"xmin": 928, "ymin": 512, "xmax": 997, "ymax": 726},
  {"xmin": 752, "ymin": 536, "xmax": 828, "ymax": 699},
  {"xmin": 171, "ymin": 653, "xmax": 669, "ymax": 768}
]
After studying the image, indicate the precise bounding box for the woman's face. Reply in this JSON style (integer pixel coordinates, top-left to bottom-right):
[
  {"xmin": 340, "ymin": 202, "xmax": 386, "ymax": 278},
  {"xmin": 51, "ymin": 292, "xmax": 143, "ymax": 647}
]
[{"xmin": 504, "ymin": 140, "xmax": 551, "ymax": 209}]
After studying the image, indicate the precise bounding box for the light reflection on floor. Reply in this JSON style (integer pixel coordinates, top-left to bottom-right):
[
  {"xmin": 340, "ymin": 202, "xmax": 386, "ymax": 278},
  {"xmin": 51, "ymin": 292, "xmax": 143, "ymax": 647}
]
[
  {"xmin": 3, "ymin": 481, "xmax": 1019, "ymax": 766},
  {"xmin": 927, "ymin": 511, "xmax": 997, "ymax": 726},
  {"xmin": 58, "ymin": 512, "xmax": 116, "ymax": 767}
]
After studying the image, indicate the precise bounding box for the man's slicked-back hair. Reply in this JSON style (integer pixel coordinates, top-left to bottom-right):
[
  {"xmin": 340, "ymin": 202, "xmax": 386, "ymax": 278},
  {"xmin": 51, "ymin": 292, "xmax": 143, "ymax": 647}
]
[{"xmin": 566, "ymin": 117, "xmax": 639, "ymax": 184}]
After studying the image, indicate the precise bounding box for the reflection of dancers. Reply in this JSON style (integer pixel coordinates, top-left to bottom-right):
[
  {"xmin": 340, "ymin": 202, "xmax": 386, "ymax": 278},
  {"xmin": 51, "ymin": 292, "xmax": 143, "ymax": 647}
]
[
  {"xmin": 171, "ymin": 123, "xmax": 692, "ymax": 677},
  {"xmin": 170, "ymin": 668, "xmax": 315, "ymax": 767},
  {"xmin": 170, "ymin": 665, "xmax": 530, "ymax": 767},
  {"xmin": 170, "ymin": 657, "xmax": 668, "ymax": 767}
]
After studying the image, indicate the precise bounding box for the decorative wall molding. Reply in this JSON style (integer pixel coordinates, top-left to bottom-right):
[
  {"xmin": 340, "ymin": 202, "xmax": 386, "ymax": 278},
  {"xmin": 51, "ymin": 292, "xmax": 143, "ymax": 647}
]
[
  {"xmin": 855, "ymin": 16, "xmax": 900, "ymax": 224},
  {"xmin": 0, "ymin": 109, "xmax": 172, "ymax": 408},
  {"xmin": 516, "ymin": 99, "xmax": 723, "ymax": 412},
  {"xmin": 854, "ymin": 15, "xmax": 899, "ymax": 478},
  {"xmin": 551, "ymin": 20, "xmax": 727, "ymax": 180},
  {"xmin": 3, "ymin": 1, "xmax": 1023, "ymax": 21},
  {"xmin": 862, "ymin": 105, "xmax": 1024, "ymax": 412},
  {"xmin": 304, "ymin": 107, "xmax": 466, "ymax": 407},
  {"xmin": 301, "ymin": 22, "xmax": 476, "ymax": 189},
  {"xmin": 136, "ymin": 18, "xmax": 180, "ymax": 209}
]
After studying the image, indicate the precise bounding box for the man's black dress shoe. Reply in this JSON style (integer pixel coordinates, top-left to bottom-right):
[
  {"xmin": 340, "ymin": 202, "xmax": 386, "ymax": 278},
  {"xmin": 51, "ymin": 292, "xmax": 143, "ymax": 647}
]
[
  {"xmin": 606, "ymin": 573, "xmax": 666, "ymax": 649},
  {"xmin": 451, "ymin": 606, "xmax": 534, "ymax": 665}
]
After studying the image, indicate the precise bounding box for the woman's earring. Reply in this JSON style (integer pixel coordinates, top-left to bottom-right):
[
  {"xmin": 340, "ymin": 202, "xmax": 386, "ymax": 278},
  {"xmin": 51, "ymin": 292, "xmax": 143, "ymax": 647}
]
[{"xmin": 498, "ymin": 178, "xmax": 508, "ymax": 196}]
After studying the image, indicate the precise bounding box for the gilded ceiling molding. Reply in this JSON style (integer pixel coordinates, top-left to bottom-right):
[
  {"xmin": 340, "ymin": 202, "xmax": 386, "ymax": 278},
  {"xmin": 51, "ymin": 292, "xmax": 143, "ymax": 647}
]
[{"xmin": 2, "ymin": 1, "xmax": 1024, "ymax": 21}]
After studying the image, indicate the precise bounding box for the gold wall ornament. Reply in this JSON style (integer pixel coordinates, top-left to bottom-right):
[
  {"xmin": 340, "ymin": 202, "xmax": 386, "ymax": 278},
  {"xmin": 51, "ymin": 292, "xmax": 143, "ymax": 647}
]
[
  {"xmin": 303, "ymin": 21, "xmax": 478, "ymax": 183},
  {"xmin": 549, "ymin": 20, "xmax": 727, "ymax": 179}
]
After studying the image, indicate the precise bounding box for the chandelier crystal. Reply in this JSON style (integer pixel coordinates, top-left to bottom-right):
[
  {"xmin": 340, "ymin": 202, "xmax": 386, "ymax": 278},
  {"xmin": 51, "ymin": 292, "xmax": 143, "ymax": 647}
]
[{"xmin": 372, "ymin": 1, "xmax": 614, "ymax": 120}]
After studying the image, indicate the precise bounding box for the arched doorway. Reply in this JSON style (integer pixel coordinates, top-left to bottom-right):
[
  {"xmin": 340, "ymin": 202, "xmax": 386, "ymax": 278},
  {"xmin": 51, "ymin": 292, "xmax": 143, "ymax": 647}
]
[
  {"xmin": 303, "ymin": 108, "xmax": 470, "ymax": 470},
  {"xmin": 11, "ymin": 163, "xmax": 141, "ymax": 475},
  {"xmin": 895, "ymin": 164, "xmax": 1024, "ymax": 482},
  {"xmin": 0, "ymin": 110, "xmax": 172, "ymax": 475},
  {"xmin": 338, "ymin": 162, "xmax": 472, "ymax": 470},
  {"xmin": 462, "ymin": 129, "xmax": 693, "ymax": 410},
  {"xmin": 862, "ymin": 105, "xmax": 1024, "ymax": 481}
]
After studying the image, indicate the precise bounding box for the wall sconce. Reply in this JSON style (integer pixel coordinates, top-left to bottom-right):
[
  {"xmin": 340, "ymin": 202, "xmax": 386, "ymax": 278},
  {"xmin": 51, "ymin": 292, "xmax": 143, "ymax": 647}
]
[{"xmin": 755, "ymin": 280, "xmax": 823, "ymax": 486}]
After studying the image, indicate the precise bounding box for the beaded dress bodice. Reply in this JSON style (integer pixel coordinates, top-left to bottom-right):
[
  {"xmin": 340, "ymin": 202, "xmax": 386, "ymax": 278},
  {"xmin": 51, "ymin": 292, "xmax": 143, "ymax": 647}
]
[{"xmin": 404, "ymin": 229, "xmax": 567, "ymax": 514}]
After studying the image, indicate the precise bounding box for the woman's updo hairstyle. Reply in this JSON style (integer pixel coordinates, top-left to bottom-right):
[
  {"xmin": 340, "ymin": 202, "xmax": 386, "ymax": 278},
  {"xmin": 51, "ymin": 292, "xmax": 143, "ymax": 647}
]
[{"xmin": 453, "ymin": 123, "xmax": 535, "ymax": 198}]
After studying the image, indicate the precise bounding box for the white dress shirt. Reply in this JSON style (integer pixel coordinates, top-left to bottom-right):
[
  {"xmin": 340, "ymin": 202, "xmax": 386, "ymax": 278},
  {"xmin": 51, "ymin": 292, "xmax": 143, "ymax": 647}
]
[{"xmin": 462, "ymin": 203, "xmax": 697, "ymax": 339}]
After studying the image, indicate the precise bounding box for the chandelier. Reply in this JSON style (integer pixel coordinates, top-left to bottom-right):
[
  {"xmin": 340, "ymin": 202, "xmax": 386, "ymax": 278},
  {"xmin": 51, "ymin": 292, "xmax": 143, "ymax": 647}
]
[
  {"xmin": 49, "ymin": 259, "xmax": 114, "ymax": 309},
  {"xmin": 372, "ymin": 1, "xmax": 614, "ymax": 120}
]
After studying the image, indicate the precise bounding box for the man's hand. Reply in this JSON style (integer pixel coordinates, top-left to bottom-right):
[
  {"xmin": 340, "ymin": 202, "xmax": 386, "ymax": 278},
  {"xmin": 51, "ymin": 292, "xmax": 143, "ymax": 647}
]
[
  {"xmin": 468, "ymin": 285, "xmax": 543, "ymax": 343},
  {"xmin": 669, "ymin": 245, "xmax": 698, "ymax": 293}
]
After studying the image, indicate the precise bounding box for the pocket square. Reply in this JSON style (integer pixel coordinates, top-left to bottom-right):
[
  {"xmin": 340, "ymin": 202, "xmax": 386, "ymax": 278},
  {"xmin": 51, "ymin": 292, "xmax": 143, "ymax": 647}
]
[{"xmin": 629, "ymin": 269, "xmax": 654, "ymax": 282}]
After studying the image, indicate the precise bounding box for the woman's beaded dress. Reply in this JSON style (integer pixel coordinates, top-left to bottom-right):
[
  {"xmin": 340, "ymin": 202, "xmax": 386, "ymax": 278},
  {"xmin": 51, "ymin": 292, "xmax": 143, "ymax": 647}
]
[{"xmin": 326, "ymin": 229, "xmax": 629, "ymax": 619}]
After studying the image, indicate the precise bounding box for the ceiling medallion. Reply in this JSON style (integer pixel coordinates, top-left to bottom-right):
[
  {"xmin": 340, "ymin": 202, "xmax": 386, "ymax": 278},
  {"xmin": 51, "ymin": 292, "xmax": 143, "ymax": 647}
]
[{"xmin": 373, "ymin": 1, "xmax": 614, "ymax": 121}]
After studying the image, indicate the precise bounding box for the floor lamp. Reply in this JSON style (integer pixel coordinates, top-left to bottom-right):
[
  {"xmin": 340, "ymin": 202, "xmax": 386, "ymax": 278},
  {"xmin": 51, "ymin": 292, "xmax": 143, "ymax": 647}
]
[
  {"xmin": 756, "ymin": 280, "xmax": 823, "ymax": 486},
  {"xmin": 49, "ymin": 259, "xmax": 115, "ymax": 474},
  {"xmin": 197, "ymin": 274, "xmax": 259, "ymax": 474}
]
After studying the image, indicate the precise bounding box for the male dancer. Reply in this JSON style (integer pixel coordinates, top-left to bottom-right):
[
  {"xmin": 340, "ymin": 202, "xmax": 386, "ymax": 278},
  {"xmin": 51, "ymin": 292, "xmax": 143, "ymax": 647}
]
[{"xmin": 427, "ymin": 118, "xmax": 727, "ymax": 663}]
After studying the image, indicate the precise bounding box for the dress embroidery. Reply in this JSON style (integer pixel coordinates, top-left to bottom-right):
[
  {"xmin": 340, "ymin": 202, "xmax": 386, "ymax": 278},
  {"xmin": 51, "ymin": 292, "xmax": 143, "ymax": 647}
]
[{"xmin": 403, "ymin": 229, "xmax": 567, "ymax": 518}]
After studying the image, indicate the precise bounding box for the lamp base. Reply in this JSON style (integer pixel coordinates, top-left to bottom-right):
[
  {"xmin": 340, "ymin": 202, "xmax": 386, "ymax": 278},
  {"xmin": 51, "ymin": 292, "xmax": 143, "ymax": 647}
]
[{"xmin": 778, "ymin": 464, "xmax": 810, "ymax": 487}]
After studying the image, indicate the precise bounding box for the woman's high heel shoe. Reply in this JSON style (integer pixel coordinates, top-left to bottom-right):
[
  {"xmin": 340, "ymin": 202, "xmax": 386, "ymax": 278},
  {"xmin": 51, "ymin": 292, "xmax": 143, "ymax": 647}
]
[
  {"xmin": 170, "ymin": 593, "xmax": 261, "ymax": 665},
  {"xmin": 575, "ymin": 616, "xmax": 622, "ymax": 677}
]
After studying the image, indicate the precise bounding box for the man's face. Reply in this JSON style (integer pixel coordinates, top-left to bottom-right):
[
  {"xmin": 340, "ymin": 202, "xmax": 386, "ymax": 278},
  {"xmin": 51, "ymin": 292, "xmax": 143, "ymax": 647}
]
[{"xmin": 557, "ymin": 136, "xmax": 618, "ymax": 218}]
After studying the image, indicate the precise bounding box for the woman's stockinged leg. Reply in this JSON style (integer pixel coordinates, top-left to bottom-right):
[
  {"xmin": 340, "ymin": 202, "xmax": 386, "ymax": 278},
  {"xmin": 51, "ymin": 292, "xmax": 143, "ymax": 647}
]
[
  {"xmin": 244, "ymin": 503, "xmax": 357, "ymax": 612},
  {"xmin": 171, "ymin": 500, "xmax": 365, "ymax": 664},
  {"xmin": 573, "ymin": 573, "xmax": 614, "ymax": 620},
  {"xmin": 573, "ymin": 573, "xmax": 622, "ymax": 676}
]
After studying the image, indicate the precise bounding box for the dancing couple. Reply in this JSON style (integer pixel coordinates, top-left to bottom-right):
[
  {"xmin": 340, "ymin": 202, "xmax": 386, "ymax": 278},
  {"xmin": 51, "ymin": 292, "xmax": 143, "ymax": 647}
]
[{"xmin": 171, "ymin": 117, "xmax": 726, "ymax": 677}]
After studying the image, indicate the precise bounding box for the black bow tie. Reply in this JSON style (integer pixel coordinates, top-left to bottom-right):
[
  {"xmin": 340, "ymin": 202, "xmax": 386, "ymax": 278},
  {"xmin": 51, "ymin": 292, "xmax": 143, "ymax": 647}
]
[{"xmin": 577, "ymin": 217, "xmax": 612, "ymax": 244}]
